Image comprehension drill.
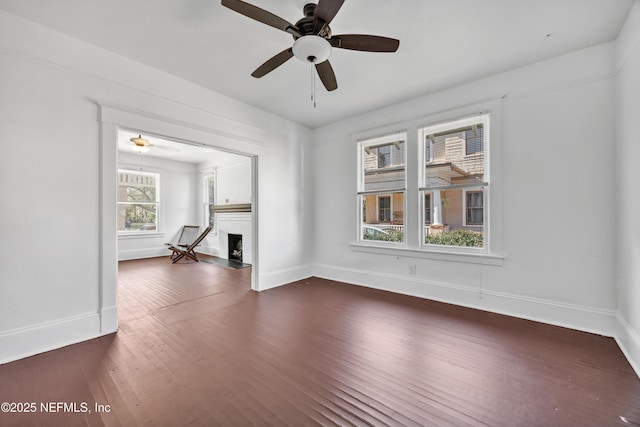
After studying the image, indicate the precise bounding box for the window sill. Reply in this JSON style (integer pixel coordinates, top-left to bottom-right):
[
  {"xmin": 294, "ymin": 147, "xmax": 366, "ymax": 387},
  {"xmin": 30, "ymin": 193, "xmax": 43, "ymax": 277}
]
[
  {"xmin": 350, "ymin": 243, "xmax": 504, "ymax": 266},
  {"xmin": 118, "ymin": 232, "xmax": 165, "ymax": 240}
]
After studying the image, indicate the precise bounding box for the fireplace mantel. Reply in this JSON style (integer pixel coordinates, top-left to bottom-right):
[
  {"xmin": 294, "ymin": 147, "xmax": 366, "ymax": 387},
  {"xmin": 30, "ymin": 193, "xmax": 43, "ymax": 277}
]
[{"xmin": 212, "ymin": 203, "xmax": 251, "ymax": 213}]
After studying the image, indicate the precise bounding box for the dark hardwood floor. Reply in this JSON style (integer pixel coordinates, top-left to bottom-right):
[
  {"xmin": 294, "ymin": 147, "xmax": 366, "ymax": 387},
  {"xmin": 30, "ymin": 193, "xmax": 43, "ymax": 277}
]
[{"xmin": 1, "ymin": 256, "xmax": 639, "ymax": 426}]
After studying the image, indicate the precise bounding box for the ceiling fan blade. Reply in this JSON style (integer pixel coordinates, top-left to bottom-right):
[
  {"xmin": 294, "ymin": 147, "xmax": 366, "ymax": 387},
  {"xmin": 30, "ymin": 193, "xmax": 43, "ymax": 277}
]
[
  {"xmin": 221, "ymin": 0, "xmax": 301, "ymax": 37},
  {"xmin": 329, "ymin": 34, "xmax": 400, "ymax": 52},
  {"xmin": 313, "ymin": 0, "xmax": 345, "ymax": 34},
  {"xmin": 251, "ymin": 48, "xmax": 294, "ymax": 78},
  {"xmin": 315, "ymin": 60, "xmax": 337, "ymax": 91}
]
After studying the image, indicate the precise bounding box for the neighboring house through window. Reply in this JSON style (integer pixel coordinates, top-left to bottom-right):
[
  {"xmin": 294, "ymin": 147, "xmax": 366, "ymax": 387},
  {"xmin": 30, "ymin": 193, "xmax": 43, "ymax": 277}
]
[
  {"xmin": 419, "ymin": 114, "xmax": 489, "ymax": 249},
  {"xmin": 358, "ymin": 133, "xmax": 406, "ymax": 243},
  {"xmin": 355, "ymin": 109, "xmax": 497, "ymax": 257},
  {"xmin": 117, "ymin": 170, "xmax": 160, "ymax": 232}
]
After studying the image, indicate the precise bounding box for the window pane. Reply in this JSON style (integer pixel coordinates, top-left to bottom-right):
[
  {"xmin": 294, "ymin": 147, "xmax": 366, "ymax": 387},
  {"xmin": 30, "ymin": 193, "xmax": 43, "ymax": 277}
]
[
  {"xmin": 378, "ymin": 145, "xmax": 391, "ymax": 168},
  {"xmin": 378, "ymin": 196, "xmax": 391, "ymax": 222},
  {"xmin": 207, "ymin": 176, "xmax": 215, "ymax": 204},
  {"xmin": 208, "ymin": 205, "xmax": 215, "ymax": 227},
  {"xmin": 420, "ymin": 117, "xmax": 488, "ymax": 249},
  {"xmin": 118, "ymin": 204, "xmax": 157, "ymax": 231},
  {"xmin": 124, "ymin": 186, "xmax": 156, "ymax": 202},
  {"xmin": 422, "ymin": 125, "xmax": 484, "ymax": 187},
  {"xmin": 424, "ymin": 193, "xmax": 431, "ymax": 224},
  {"xmin": 360, "ymin": 193, "xmax": 404, "ymax": 243},
  {"xmin": 118, "ymin": 172, "xmax": 158, "ymax": 202},
  {"xmin": 118, "ymin": 170, "xmax": 160, "ymax": 232},
  {"xmin": 358, "ymin": 134, "xmax": 406, "ymax": 244},
  {"xmin": 466, "ymin": 127, "xmax": 484, "ymax": 155},
  {"xmin": 362, "ymin": 140, "xmax": 406, "ymax": 192}
]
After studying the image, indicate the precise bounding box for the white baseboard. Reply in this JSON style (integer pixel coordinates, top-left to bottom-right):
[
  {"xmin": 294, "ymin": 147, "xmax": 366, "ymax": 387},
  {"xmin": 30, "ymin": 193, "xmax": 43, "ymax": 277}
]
[
  {"xmin": 0, "ymin": 312, "xmax": 111, "ymax": 365},
  {"xmin": 118, "ymin": 247, "xmax": 167, "ymax": 261},
  {"xmin": 312, "ymin": 263, "xmax": 617, "ymax": 337},
  {"xmin": 100, "ymin": 305, "xmax": 118, "ymax": 334},
  {"xmin": 615, "ymin": 315, "xmax": 640, "ymax": 379},
  {"xmin": 259, "ymin": 264, "xmax": 314, "ymax": 291}
]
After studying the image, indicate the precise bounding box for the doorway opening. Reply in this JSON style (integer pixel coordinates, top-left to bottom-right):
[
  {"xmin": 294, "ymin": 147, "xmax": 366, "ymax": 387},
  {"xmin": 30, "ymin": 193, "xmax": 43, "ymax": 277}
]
[
  {"xmin": 98, "ymin": 104, "xmax": 263, "ymax": 338},
  {"xmin": 116, "ymin": 129, "xmax": 254, "ymax": 274}
]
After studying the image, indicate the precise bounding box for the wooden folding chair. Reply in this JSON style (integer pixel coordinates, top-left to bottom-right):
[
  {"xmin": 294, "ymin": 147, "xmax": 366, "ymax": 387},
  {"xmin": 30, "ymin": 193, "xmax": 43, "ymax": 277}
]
[
  {"xmin": 167, "ymin": 226, "xmax": 212, "ymax": 263},
  {"xmin": 175, "ymin": 225, "xmax": 200, "ymax": 248}
]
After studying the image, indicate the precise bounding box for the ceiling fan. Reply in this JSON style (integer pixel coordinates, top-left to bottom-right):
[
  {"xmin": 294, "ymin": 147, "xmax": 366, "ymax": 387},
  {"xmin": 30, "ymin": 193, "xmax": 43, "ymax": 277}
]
[
  {"xmin": 129, "ymin": 135, "xmax": 154, "ymax": 153},
  {"xmin": 221, "ymin": 0, "xmax": 400, "ymax": 92},
  {"xmin": 128, "ymin": 134, "xmax": 181, "ymax": 154}
]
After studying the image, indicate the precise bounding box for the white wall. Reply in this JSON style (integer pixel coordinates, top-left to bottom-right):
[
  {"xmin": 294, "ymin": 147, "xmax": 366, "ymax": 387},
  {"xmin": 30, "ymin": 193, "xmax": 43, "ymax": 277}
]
[
  {"xmin": 117, "ymin": 152, "xmax": 199, "ymax": 260},
  {"xmin": 615, "ymin": 0, "xmax": 640, "ymax": 377},
  {"xmin": 0, "ymin": 9, "xmax": 313, "ymax": 364},
  {"xmin": 311, "ymin": 42, "xmax": 618, "ymax": 336},
  {"xmin": 212, "ymin": 159, "xmax": 252, "ymax": 206}
]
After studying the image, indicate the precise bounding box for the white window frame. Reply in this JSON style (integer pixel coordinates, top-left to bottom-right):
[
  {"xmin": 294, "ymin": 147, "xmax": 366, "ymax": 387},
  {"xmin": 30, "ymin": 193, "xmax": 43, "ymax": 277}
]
[
  {"xmin": 357, "ymin": 132, "xmax": 407, "ymax": 246},
  {"xmin": 203, "ymin": 171, "xmax": 216, "ymax": 232},
  {"xmin": 419, "ymin": 114, "xmax": 490, "ymax": 255},
  {"xmin": 117, "ymin": 169, "xmax": 161, "ymax": 236},
  {"xmin": 351, "ymin": 101, "xmax": 503, "ymax": 265}
]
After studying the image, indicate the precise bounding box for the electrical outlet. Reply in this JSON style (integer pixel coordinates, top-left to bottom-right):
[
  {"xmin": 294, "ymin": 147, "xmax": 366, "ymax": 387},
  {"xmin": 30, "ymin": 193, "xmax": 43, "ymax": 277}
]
[{"xmin": 409, "ymin": 265, "xmax": 416, "ymax": 275}]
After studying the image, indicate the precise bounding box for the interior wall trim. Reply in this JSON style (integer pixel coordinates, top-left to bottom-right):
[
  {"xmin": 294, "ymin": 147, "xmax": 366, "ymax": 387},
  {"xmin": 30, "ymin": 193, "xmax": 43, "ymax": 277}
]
[
  {"xmin": 260, "ymin": 264, "xmax": 314, "ymax": 291},
  {"xmin": 312, "ymin": 263, "xmax": 617, "ymax": 338},
  {"xmin": 0, "ymin": 313, "xmax": 104, "ymax": 365}
]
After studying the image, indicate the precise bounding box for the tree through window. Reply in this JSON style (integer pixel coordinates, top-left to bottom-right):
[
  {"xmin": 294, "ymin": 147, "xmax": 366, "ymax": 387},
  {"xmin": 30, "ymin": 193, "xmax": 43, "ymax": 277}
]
[{"xmin": 117, "ymin": 170, "xmax": 160, "ymax": 232}]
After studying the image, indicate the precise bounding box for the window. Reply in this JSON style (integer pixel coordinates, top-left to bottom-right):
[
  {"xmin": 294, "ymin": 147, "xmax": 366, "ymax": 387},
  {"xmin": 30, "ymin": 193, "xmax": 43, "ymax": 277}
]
[
  {"xmin": 424, "ymin": 193, "xmax": 432, "ymax": 224},
  {"xmin": 358, "ymin": 133, "xmax": 406, "ymax": 243},
  {"xmin": 465, "ymin": 126, "xmax": 484, "ymax": 155},
  {"xmin": 378, "ymin": 196, "xmax": 391, "ymax": 222},
  {"xmin": 420, "ymin": 115, "xmax": 488, "ymax": 250},
  {"xmin": 118, "ymin": 170, "xmax": 160, "ymax": 232},
  {"xmin": 465, "ymin": 190, "xmax": 484, "ymax": 226},
  {"xmin": 377, "ymin": 145, "xmax": 391, "ymax": 168},
  {"xmin": 204, "ymin": 173, "xmax": 216, "ymax": 229}
]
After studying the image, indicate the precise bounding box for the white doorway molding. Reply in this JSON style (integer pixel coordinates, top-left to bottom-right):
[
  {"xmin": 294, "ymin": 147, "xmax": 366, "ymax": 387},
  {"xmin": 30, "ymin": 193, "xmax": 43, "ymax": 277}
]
[{"xmin": 98, "ymin": 102, "xmax": 263, "ymax": 335}]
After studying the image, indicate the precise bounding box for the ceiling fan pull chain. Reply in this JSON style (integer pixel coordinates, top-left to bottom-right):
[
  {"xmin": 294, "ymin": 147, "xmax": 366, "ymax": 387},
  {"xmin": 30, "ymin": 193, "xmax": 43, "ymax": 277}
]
[{"xmin": 311, "ymin": 64, "xmax": 317, "ymax": 108}]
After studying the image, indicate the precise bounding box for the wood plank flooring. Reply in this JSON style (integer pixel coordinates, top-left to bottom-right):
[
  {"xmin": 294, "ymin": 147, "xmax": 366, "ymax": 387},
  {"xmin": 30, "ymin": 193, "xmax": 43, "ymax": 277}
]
[{"xmin": 1, "ymin": 256, "xmax": 639, "ymax": 426}]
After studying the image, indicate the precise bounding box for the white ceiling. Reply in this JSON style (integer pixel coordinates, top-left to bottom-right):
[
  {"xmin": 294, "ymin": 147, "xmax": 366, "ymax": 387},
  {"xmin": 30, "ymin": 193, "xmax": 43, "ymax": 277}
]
[{"xmin": 0, "ymin": 0, "xmax": 633, "ymax": 128}]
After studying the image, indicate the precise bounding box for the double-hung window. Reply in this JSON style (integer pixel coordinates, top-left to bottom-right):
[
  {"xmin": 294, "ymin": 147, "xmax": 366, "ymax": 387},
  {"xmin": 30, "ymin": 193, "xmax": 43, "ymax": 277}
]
[
  {"xmin": 419, "ymin": 115, "xmax": 489, "ymax": 250},
  {"xmin": 117, "ymin": 170, "xmax": 160, "ymax": 232},
  {"xmin": 357, "ymin": 133, "xmax": 406, "ymax": 243}
]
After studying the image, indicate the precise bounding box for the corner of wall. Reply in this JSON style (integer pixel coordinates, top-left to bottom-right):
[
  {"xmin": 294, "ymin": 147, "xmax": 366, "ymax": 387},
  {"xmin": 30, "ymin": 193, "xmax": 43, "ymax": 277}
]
[
  {"xmin": 616, "ymin": 0, "xmax": 640, "ymax": 71},
  {"xmin": 258, "ymin": 264, "xmax": 314, "ymax": 292},
  {"xmin": 616, "ymin": 315, "xmax": 640, "ymax": 378}
]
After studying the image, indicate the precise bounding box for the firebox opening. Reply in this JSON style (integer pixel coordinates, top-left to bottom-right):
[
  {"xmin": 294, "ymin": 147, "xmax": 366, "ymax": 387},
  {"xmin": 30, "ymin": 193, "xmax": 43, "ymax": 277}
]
[{"xmin": 228, "ymin": 233, "xmax": 243, "ymax": 263}]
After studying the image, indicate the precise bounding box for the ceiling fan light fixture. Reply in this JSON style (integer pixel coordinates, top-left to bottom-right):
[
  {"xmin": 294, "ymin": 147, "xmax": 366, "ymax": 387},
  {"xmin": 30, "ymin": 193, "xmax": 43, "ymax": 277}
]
[
  {"xmin": 292, "ymin": 35, "xmax": 331, "ymax": 64},
  {"xmin": 131, "ymin": 145, "xmax": 150, "ymax": 153},
  {"xmin": 130, "ymin": 135, "xmax": 150, "ymax": 146}
]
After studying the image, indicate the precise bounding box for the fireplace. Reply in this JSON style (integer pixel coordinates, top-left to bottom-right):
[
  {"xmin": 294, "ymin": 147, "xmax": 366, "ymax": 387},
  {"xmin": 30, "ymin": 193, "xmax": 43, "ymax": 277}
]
[{"xmin": 228, "ymin": 233, "xmax": 243, "ymax": 263}]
